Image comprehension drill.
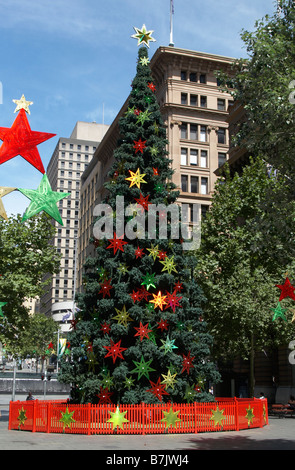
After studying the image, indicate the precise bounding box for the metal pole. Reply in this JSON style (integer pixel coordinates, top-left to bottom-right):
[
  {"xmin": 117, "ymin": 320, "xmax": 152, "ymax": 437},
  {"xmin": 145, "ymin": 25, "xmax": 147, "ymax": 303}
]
[
  {"xmin": 169, "ymin": 0, "xmax": 174, "ymax": 46},
  {"xmin": 12, "ymin": 358, "xmax": 16, "ymax": 401},
  {"xmin": 56, "ymin": 329, "xmax": 60, "ymax": 373}
]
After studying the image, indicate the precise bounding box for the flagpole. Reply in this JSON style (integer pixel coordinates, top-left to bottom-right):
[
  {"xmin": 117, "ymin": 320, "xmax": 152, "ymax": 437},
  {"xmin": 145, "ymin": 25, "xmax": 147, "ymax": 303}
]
[{"xmin": 169, "ymin": 0, "xmax": 174, "ymax": 46}]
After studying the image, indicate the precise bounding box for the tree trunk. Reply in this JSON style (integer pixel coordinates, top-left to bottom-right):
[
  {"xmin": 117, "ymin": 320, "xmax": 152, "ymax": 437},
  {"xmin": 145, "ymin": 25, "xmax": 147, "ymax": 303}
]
[{"xmin": 249, "ymin": 333, "xmax": 255, "ymax": 397}]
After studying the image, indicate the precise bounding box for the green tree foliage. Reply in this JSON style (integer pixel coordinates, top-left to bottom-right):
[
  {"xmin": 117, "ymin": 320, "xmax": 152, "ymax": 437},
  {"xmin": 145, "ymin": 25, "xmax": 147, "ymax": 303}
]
[
  {"xmin": 0, "ymin": 213, "xmax": 61, "ymax": 342},
  {"xmin": 217, "ymin": 0, "xmax": 295, "ymax": 184},
  {"xmin": 59, "ymin": 47, "xmax": 220, "ymax": 404},
  {"xmin": 195, "ymin": 158, "xmax": 295, "ymax": 396}
]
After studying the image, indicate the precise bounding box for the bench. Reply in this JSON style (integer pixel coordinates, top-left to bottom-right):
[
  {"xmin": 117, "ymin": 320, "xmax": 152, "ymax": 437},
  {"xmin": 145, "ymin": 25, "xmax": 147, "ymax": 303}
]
[{"xmin": 269, "ymin": 404, "xmax": 295, "ymax": 418}]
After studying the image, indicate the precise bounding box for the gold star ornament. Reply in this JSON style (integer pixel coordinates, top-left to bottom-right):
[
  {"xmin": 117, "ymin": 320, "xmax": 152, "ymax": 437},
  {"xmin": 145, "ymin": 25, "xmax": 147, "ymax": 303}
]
[
  {"xmin": 161, "ymin": 407, "xmax": 181, "ymax": 429},
  {"xmin": 125, "ymin": 168, "xmax": 147, "ymax": 189},
  {"xmin": 13, "ymin": 94, "xmax": 33, "ymax": 114},
  {"xmin": 210, "ymin": 406, "xmax": 226, "ymax": 428},
  {"xmin": 0, "ymin": 187, "xmax": 16, "ymax": 220},
  {"xmin": 107, "ymin": 406, "xmax": 129, "ymax": 430},
  {"xmin": 131, "ymin": 24, "xmax": 156, "ymax": 48}
]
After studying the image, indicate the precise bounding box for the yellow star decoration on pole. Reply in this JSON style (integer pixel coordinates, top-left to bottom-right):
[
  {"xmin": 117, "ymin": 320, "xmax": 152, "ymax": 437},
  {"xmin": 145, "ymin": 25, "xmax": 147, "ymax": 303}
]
[
  {"xmin": 13, "ymin": 94, "xmax": 33, "ymax": 114},
  {"xmin": 245, "ymin": 405, "xmax": 255, "ymax": 426},
  {"xmin": 161, "ymin": 370, "xmax": 177, "ymax": 390},
  {"xmin": 210, "ymin": 406, "xmax": 226, "ymax": 428},
  {"xmin": 149, "ymin": 291, "xmax": 167, "ymax": 311},
  {"xmin": 17, "ymin": 407, "xmax": 27, "ymax": 427},
  {"xmin": 161, "ymin": 407, "xmax": 181, "ymax": 429},
  {"xmin": 112, "ymin": 305, "xmax": 133, "ymax": 327},
  {"xmin": 0, "ymin": 187, "xmax": 16, "ymax": 220},
  {"xmin": 131, "ymin": 24, "xmax": 156, "ymax": 48},
  {"xmin": 125, "ymin": 168, "xmax": 147, "ymax": 189},
  {"xmin": 107, "ymin": 406, "xmax": 129, "ymax": 430},
  {"xmin": 59, "ymin": 406, "xmax": 75, "ymax": 431}
]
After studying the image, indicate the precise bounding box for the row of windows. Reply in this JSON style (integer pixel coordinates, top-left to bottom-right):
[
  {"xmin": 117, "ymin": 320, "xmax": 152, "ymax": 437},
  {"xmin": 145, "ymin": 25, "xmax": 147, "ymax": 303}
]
[
  {"xmin": 61, "ymin": 142, "xmax": 96, "ymax": 152},
  {"xmin": 60, "ymin": 161, "xmax": 88, "ymax": 170},
  {"xmin": 181, "ymin": 175, "xmax": 208, "ymax": 194},
  {"xmin": 181, "ymin": 71, "xmax": 208, "ymax": 83},
  {"xmin": 182, "ymin": 203, "xmax": 209, "ymax": 223},
  {"xmin": 60, "ymin": 170, "xmax": 81, "ymax": 178},
  {"xmin": 181, "ymin": 93, "xmax": 226, "ymax": 110},
  {"xmin": 180, "ymin": 123, "xmax": 227, "ymax": 144},
  {"xmin": 180, "ymin": 148, "xmax": 227, "ymax": 168},
  {"xmin": 61, "ymin": 152, "xmax": 90, "ymax": 162}
]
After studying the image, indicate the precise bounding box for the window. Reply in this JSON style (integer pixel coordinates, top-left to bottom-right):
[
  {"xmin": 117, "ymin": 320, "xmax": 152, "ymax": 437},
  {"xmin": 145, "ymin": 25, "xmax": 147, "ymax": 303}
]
[
  {"xmin": 200, "ymin": 126, "xmax": 207, "ymax": 142},
  {"xmin": 181, "ymin": 148, "xmax": 188, "ymax": 165},
  {"xmin": 200, "ymin": 74, "xmax": 206, "ymax": 84},
  {"xmin": 201, "ymin": 205, "xmax": 209, "ymax": 219},
  {"xmin": 190, "ymin": 94, "xmax": 198, "ymax": 106},
  {"xmin": 181, "ymin": 93, "xmax": 188, "ymax": 105},
  {"xmin": 218, "ymin": 152, "xmax": 227, "ymax": 167},
  {"xmin": 181, "ymin": 70, "xmax": 187, "ymax": 81},
  {"xmin": 190, "ymin": 124, "xmax": 198, "ymax": 140},
  {"xmin": 190, "ymin": 72, "xmax": 197, "ymax": 82},
  {"xmin": 189, "ymin": 203, "xmax": 198, "ymax": 223},
  {"xmin": 180, "ymin": 123, "xmax": 188, "ymax": 139},
  {"xmin": 200, "ymin": 150, "xmax": 208, "ymax": 168},
  {"xmin": 218, "ymin": 98, "xmax": 226, "ymax": 110},
  {"xmin": 200, "ymin": 96, "xmax": 207, "ymax": 108},
  {"xmin": 218, "ymin": 128, "xmax": 226, "ymax": 144},
  {"xmin": 190, "ymin": 176, "xmax": 198, "ymax": 193},
  {"xmin": 190, "ymin": 149, "xmax": 198, "ymax": 166},
  {"xmin": 181, "ymin": 175, "xmax": 188, "ymax": 192},
  {"xmin": 201, "ymin": 177, "xmax": 208, "ymax": 194}
]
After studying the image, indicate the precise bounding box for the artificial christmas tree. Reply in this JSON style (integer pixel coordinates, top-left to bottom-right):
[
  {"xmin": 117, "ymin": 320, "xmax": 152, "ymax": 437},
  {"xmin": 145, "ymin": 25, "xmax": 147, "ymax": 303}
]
[{"xmin": 59, "ymin": 32, "xmax": 220, "ymax": 404}]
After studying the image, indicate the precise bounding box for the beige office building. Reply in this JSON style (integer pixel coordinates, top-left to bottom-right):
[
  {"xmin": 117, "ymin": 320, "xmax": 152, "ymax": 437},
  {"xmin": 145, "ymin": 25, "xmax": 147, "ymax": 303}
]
[
  {"xmin": 78, "ymin": 46, "xmax": 235, "ymax": 290},
  {"xmin": 40, "ymin": 121, "xmax": 109, "ymax": 332}
]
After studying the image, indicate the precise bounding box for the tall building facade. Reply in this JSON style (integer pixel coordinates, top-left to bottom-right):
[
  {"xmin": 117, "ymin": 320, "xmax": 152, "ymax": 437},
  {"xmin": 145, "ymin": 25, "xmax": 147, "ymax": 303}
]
[
  {"xmin": 78, "ymin": 46, "xmax": 235, "ymax": 290},
  {"xmin": 40, "ymin": 121, "xmax": 109, "ymax": 332}
]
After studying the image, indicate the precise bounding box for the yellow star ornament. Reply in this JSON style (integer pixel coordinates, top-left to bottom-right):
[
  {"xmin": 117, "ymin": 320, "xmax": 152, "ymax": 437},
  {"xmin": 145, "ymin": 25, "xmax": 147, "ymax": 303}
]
[
  {"xmin": 245, "ymin": 405, "xmax": 255, "ymax": 426},
  {"xmin": 125, "ymin": 168, "xmax": 147, "ymax": 189},
  {"xmin": 210, "ymin": 406, "xmax": 226, "ymax": 428},
  {"xmin": 149, "ymin": 291, "xmax": 167, "ymax": 311},
  {"xmin": 0, "ymin": 187, "xmax": 16, "ymax": 220},
  {"xmin": 161, "ymin": 407, "xmax": 181, "ymax": 429},
  {"xmin": 13, "ymin": 94, "xmax": 33, "ymax": 114},
  {"xmin": 107, "ymin": 406, "xmax": 129, "ymax": 430},
  {"xmin": 17, "ymin": 407, "xmax": 27, "ymax": 427},
  {"xmin": 131, "ymin": 24, "xmax": 156, "ymax": 48}
]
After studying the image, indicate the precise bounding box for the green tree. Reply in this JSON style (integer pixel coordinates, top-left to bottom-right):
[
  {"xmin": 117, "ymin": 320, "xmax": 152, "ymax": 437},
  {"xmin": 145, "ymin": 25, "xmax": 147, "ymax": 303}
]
[
  {"xmin": 59, "ymin": 46, "xmax": 220, "ymax": 404},
  {"xmin": 0, "ymin": 213, "xmax": 61, "ymax": 343},
  {"xmin": 195, "ymin": 158, "xmax": 295, "ymax": 397},
  {"xmin": 217, "ymin": 0, "xmax": 295, "ymax": 185}
]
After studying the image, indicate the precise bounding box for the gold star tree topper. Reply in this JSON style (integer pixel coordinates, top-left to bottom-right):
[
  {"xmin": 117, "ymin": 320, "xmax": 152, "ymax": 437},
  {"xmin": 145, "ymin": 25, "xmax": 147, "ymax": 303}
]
[
  {"xmin": 13, "ymin": 94, "xmax": 33, "ymax": 114},
  {"xmin": 131, "ymin": 24, "xmax": 156, "ymax": 48}
]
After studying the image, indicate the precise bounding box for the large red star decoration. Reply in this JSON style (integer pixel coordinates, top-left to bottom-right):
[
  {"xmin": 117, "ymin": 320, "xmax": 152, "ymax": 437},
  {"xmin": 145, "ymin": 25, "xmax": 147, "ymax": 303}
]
[
  {"xmin": 103, "ymin": 339, "xmax": 127, "ymax": 364},
  {"xmin": 97, "ymin": 387, "xmax": 113, "ymax": 404},
  {"xmin": 157, "ymin": 319, "xmax": 169, "ymax": 332},
  {"xmin": 181, "ymin": 351, "xmax": 195, "ymax": 375},
  {"xmin": 99, "ymin": 279, "xmax": 113, "ymax": 298},
  {"xmin": 165, "ymin": 291, "xmax": 182, "ymax": 313},
  {"xmin": 0, "ymin": 108, "xmax": 55, "ymax": 174},
  {"xmin": 107, "ymin": 232, "xmax": 128, "ymax": 254},
  {"xmin": 276, "ymin": 277, "xmax": 295, "ymax": 302},
  {"xmin": 134, "ymin": 322, "xmax": 152, "ymax": 341},
  {"xmin": 133, "ymin": 138, "xmax": 146, "ymax": 154},
  {"xmin": 135, "ymin": 193, "xmax": 151, "ymax": 211},
  {"xmin": 135, "ymin": 246, "xmax": 145, "ymax": 259},
  {"xmin": 146, "ymin": 377, "xmax": 169, "ymax": 401}
]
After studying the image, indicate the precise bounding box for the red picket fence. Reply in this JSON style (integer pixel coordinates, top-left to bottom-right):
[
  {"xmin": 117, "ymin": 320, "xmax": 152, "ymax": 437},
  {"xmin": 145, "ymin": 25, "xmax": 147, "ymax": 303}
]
[{"xmin": 8, "ymin": 397, "xmax": 268, "ymax": 435}]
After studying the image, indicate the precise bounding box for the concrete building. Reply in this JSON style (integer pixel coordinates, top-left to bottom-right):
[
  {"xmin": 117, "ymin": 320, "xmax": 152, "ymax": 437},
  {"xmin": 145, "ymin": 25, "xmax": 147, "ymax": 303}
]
[
  {"xmin": 40, "ymin": 122, "xmax": 109, "ymax": 332},
  {"xmin": 78, "ymin": 46, "xmax": 235, "ymax": 290}
]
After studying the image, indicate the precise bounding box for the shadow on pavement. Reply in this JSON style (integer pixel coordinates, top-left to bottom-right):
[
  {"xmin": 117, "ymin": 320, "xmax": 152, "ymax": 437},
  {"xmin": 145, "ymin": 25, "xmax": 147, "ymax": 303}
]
[{"xmin": 186, "ymin": 434, "xmax": 295, "ymax": 450}]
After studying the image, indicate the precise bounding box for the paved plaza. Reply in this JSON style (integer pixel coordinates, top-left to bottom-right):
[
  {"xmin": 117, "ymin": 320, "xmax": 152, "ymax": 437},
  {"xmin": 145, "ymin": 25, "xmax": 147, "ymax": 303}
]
[{"xmin": 1, "ymin": 395, "xmax": 295, "ymax": 452}]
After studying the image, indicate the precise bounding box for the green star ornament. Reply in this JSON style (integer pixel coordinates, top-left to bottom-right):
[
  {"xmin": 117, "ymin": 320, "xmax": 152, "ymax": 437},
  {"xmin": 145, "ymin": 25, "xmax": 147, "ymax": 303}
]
[
  {"xmin": 271, "ymin": 302, "xmax": 287, "ymax": 321},
  {"xmin": 131, "ymin": 355, "xmax": 155, "ymax": 380},
  {"xmin": 59, "ymin": 406, "xmax": 75, "ymax": 431},
  {"xmin": 17, "ymin": 407, "xmax": 27, "ymax": 428},
  {"xmin": 107, "ymin": 406, "xmax": 129, "ymax": 430},
  {"xmin": 19, "ymin": 173, "xmax": 70, "ymax": 225},
  {"xmin": 141, "ymin": 272, "xmax": 156, "ymax": 290},
  {"xmin": 161, "ymin": 407, "xmax": 181, "ymax": 429},
  {"xmin": 160, "ymin": 256, "xmax": 178, "ymax": 275},
  {"xmin": 0, "ymin": 302, "xmax": 7, "ymax": 318},
  {"xmin": 245, "ymin": 405, "xmax": 255, "ymax": 426}
]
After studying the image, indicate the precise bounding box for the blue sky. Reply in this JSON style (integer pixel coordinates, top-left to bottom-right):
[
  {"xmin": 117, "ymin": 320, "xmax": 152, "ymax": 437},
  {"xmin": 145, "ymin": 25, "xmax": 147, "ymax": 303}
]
[{"xmin": 0, "ymin": 0, "xmax": 275, "ymax": 217}]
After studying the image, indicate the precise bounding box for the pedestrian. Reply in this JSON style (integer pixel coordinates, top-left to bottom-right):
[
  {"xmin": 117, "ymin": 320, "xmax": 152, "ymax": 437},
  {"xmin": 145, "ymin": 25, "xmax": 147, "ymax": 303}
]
[
  {"xmin": 259, "ymin": 392, "xmax": 265, "ymax": 399},
  {"xmin": 26, "ymin": 391, "xmax": 35, "ymax": 401}
]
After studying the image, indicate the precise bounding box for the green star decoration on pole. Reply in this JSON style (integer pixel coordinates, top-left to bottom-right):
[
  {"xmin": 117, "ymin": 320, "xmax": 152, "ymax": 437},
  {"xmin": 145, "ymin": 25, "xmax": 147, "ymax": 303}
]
[
  {"xmin": 107, "ymin": 406, "xmax": 129, "ymax": 430},
  {"xmin": 18, "ymin": 173, "xmax": 70, "ymax": 225},
  {"xmin": 161, "ymin": 407, "xmax": 181, "ymax": 429},
  {"xmin": 59, "ymin": 406, "xmax": 75, "ymax": 431}
]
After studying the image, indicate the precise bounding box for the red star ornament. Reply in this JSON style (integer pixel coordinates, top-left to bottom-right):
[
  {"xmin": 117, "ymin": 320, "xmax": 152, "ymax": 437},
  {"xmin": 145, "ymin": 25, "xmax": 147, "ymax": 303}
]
[
  {"xmin": 103, "ymin": 339, "xmax": 127, "ymax": 364},
  {"xmin": 165, "ymin": 290, "xmax": 182, "ymax": 313},
  {"xmin": 0, "ymin": 108, "xmax": 55, "ymax": 174},
  {"xmin": 99, "ymin": 279, "xmax": 113, "ymax": 298},
  {"xmin": 174, "ymin": 281, "xmax": 183, "ymax": 292},
  {"xmin": 133, "ymin": 138, "xmax": 146, "ymax": 154},
  {"xmin": 148, "ymin": 82, "xmax": 156, "ymax": 93},
  {"xmin": 130, "ymin": 289, "xmax": 142, "ymax": 303},
  {"xmin": 146, "ymin": 377, "xmax": 169, "ymax": 402},
  {"xmin": 97, "ymin": 387, "xmax": 113, "ymax": 404},
  {"xmin": 135, "ymin": 246, "xmax": 145, "ymax": 259},
  {"xmin": 181, "ymin": 351, "xmax": 195, "ymax": 375},
  {"xmin": 135, "ymin": 193, "xmax": 151, "ymax": 211},
  {"xmin": 134, "ymin": 322, "xmax": 152, "ymax": 341},
  {"xmin": 276, "ymin": 277, "xmax": 295, "ymax": 302},
  {"xmin": 101, "ymin": 322, "xmax": 111, "ymax": 335},
  {"xmin": 157, "ymin": 319, "xmax": 169, "ymax": 332},
  {"xmin": 107, "ymin": 232, "xmax": 128, "ymax": 254}
]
